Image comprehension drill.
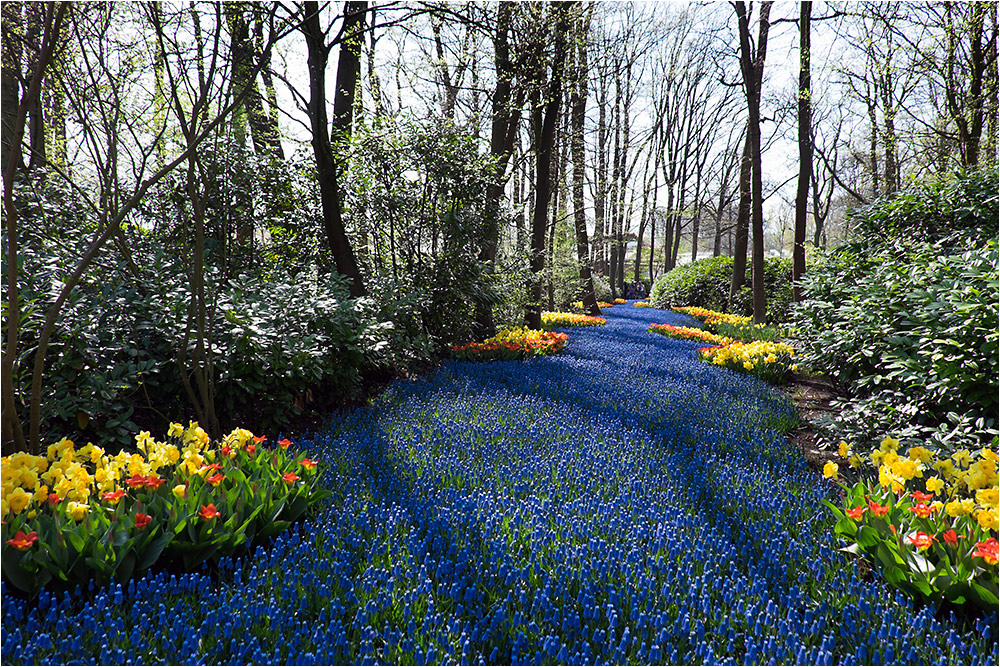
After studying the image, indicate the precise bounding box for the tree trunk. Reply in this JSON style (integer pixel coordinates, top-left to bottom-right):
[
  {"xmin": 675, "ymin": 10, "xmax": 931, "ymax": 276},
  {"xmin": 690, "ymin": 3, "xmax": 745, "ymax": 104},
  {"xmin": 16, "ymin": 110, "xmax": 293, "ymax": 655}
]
[
  {"xmin": 302, "ymin": 0, "xmax": 366, "ymax": 297},
  {"xmin": 526, "ymin": 3, "xmax": 571, "ymax": 330},
  {"xmin": 729, "ymin": 129, "xmax": 751, "ymax": 302},
  {"xmin": 690, "ymin": 156, "xmax": 703, "ymax": 263},
  {"xmin": 1, "ymin": 3, "xmax": 23, "ymax": 175},
  {"xmin": 26, "ymin": 2, "xmax": 47, "ymax": 171},
  {"xmin": 880, "ymin": 67, "xmax": 898, "ymax": 193},
  {"xmin": 735, "ymin": 0, "xmax": 771, "ymax": 324},
  {"xmin": 475, "ymin": 2, "xmax": 523, "ymax": 337},
  {"xmin": 793, "ymin": 1, "xmax": 811, "ymax": 303},
  {"xmin": 662, "ymin": 185, "xmax": 674, "ymax": 273},
  {"xmin": 253, "ymin": 6, "xmax": 285, "ymax": 158},
  {"xmin": 593, "ymin": 71, "xmax": 608, "ymax": 275},
  {"xmin": 331, "ymin": 1, "xmax": 366, "ymax": 141}
]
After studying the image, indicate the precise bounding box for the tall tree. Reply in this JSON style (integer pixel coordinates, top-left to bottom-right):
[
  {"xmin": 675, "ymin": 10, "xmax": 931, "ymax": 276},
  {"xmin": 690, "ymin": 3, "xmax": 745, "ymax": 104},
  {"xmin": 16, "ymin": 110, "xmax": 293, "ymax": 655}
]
[
  {"xmin": 301, "ymin": 0, "xmax": 367, "ymax": 297},
  {"xmin": 733, "ymin": 0, "xmax": 771, "ymax": 324},
  {"xmin": 526, "ymin": 3, "xmax": 571, "ymax": 329},
  {"xmin": 923, "ymin": 2, "xmax": 996, "ymax": 167},
  {"xmin": 793, "ymin": 1, "xmax": 811, "ymax": 302},
  {"xmin": 475, "ymin": 2, "xmax": 526, "ymax": 337},
  {"xmin": 3, "ymin": 1, "xmax": 67, "ymax": 452},
  {"xmin": 729, "ymin": 125, "xmax": 751, "ymax": 301},
  {"xmin": 25, "ymin": 2, "xmax": 48, "ymax": 171},
  {"xmin": 225, "ymin": 2, "xmax": 283, "ymax": 158},
  {"xmin": 1, "ymin": 2, "xmax": 23, "ymax": 174}
]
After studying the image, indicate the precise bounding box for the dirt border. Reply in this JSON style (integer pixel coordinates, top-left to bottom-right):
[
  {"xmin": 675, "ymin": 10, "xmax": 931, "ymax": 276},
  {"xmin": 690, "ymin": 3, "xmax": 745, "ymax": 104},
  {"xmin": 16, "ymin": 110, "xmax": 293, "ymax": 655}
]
[{"xmin": 781, "ymin": 372, "xmax": 846, "ymax": 471}]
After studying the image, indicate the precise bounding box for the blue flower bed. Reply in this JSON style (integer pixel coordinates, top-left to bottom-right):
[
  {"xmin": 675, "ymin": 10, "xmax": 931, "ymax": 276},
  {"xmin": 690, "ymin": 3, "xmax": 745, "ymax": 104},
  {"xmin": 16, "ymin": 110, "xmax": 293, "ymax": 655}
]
[{"xmin": 3, "ymin": 304, "xmax": 996, "ymax": 665}]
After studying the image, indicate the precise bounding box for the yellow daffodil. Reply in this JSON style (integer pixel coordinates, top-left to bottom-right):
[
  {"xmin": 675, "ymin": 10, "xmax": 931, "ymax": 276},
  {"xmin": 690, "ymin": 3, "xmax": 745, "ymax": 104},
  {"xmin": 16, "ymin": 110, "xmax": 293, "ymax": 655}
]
[
  {"xmin": 5, "ymin": 487, "xmax": 32, "ymax": 515},
  {"xmin": 952, "ymin": 449, "xmax": 973, "ymax": 468},
  {"xmin": 878, "ymin": 465, "xmax": 900, "ymax": 490},
  {"xmin": 934, "ymin": 459, "xmax": 956, "ymax": 479},
  {"xmin": 823, "ymin": 461, "xmax": 839, "ymax": 479},
  {"xmin": 924, "ymin": 476, "xmax": 945, "ymax": 495},
  {"xmin": 976, "ymin": 508, "xmax": 998, "ymax": 532},
  {"xmin": 892, "ymin": 458, "xmax": 921, "ymax": 481},
  {"xmin": 32, "ymin": 484, "xmax": 50, "ymax": 503},
  {"xmin": 945, "ymin": 498, "xmax": 976, "ymax": 517},
  {"xmin": 880, "ymin": 436, "xmax": 900, "ymax": 452},
  {"xmin": 66, "ymin": 501, "xmax": 89, "ymax": 521},
  {"xmin": 976, "ymin": 488, "xmax": 999, "ymax": 508},
  {"xmin": 18, "ymin": 468, "xmax": 38, "ymax": 489},
  {"xmin": 907, "ymin": 446, "xmax": 934, "ymax": 464}
]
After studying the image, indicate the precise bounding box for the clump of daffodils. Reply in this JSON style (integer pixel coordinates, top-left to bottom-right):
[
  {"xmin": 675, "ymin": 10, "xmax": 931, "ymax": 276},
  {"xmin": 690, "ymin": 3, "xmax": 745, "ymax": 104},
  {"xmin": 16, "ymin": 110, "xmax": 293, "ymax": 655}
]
[
  {"xmin": 541, "ymin": 312, "xmax": 606, "ymax": 329},
  {"xmin": 697, "ymin": 340, "xmax": 795, "ymax": 384},
  {"xmin": 633, "ymin": 301, "xmax": 652, "ymax": 308},
  {"xmin": 831, "ymin": 436, "xmax": 999, "ymax": 513},
  {"xmin": 649, "ymin": 323, "xmax": 733, "ymax": 347},
  {"xmin": 2, "ymin": 424, "xmax": 324, "ymax": 595}
]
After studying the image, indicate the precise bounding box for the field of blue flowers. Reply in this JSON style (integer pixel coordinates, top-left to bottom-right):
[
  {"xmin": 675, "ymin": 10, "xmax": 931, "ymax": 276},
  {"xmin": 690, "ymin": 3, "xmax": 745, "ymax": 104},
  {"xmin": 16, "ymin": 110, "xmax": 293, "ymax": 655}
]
[{"xmin": 3, "ymin": 304, "xmax": 997, "ymax": 665}]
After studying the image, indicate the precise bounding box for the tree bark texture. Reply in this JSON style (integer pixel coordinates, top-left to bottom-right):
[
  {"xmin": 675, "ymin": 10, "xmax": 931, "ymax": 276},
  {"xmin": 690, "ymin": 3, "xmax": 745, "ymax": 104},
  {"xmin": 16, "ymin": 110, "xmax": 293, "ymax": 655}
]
[
  {"xmin": 793, "ymin": 1, "xmax": 811, "ymax": 303},
  {"xmin": 302, "ymin": 0, "xmax": 367, "ymax": 297},
  {"xmin": 526, "ymin": 4, "xmax": 571, "ymax": 329},
  {"xmin": 475, "ymin": 2, "xmax": 523, "ymax": 337},
  {"xmin": 729, "ymin": 129, "xmax": 751, "ymax": 302},
  {"xmin": 734, "ymin": 0, "xmax": 771, "ymax": 324}
]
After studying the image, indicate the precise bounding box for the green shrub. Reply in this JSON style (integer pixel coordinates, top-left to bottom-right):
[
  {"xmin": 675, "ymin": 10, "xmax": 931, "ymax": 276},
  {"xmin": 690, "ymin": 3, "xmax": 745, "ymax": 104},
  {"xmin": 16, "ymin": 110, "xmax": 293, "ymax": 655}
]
[
  {"xmin": 730, "ymin": 257, "xmax": 795, "ymax": 324},
  {"xmin": 8, "ymin": 239, "xmax": 429, "ymax": 449},
  {"xmin": 793, "ymin": 170, "xmax": 999, "ymax": 453},
  {"xmin": 649, "ymin": 255, "xmax": 794, "ymax": 324},
  {"xmin": 648, "ymin": 256, "xmax": 733, "ymax": 311}
]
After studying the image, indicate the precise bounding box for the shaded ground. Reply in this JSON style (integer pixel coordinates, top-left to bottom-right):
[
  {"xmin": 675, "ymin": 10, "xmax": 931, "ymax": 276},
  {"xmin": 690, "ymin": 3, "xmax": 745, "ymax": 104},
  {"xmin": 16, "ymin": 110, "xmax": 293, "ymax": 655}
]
[{"xmin": 781, "ymin": 372, "xmax": 845, "ymax": 471}]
